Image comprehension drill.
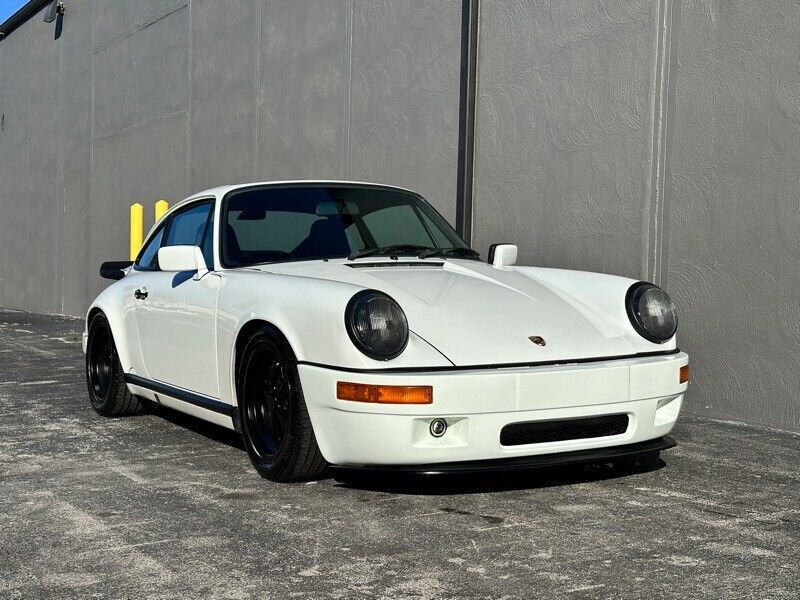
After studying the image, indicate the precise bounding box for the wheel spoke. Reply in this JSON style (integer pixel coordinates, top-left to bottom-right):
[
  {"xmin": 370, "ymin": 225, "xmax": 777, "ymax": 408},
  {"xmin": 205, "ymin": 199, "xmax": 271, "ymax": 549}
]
[
  {"xmin": 88, "ymin": 327, "xmax": 113, "ymax": 399},
  {"xmin": 243, "ymin": 345, "xmax": 293, "ymax": 461},
  {"xmin": 274, "ymin": 406, "xmax": 289, "ymax": 436}
]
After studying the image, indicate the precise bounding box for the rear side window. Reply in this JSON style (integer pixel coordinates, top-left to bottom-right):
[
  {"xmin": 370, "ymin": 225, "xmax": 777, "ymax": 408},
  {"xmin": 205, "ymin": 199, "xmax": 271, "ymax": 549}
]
[{"xmin": 135, "ymin": 227, "xmax": 165, "ymax": 271}]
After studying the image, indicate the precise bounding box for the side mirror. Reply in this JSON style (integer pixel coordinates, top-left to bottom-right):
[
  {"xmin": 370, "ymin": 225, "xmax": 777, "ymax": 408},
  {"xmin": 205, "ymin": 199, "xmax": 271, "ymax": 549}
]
[
  {"xmin": 488, "ymin": 243, "xmax": 518, "ymax": 268},
  {"xmin": 157, "ymin": 245, "xmax": 208, "ymax": 279},
  {"xmin": 100, "ymin": 260, "xmax": 133, "ymax": 281}
]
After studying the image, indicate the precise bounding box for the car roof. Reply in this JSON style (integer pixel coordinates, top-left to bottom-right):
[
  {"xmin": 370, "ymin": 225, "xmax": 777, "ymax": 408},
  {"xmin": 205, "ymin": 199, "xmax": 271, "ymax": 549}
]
[
  {"xmin": 181, "ymin": 180, "xmax": 418, "ymax": 205},
  {"xmin": 149, "ymin": 180, "xmax": 420, "ymax": 239}
]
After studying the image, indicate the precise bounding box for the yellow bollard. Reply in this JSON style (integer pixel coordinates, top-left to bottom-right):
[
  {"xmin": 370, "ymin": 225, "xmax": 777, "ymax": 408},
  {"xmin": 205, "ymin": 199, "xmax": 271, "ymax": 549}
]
[
  {"xmin": 130, "ymin": 203, "xmax": 144, "ymax": 261},
  {"xmin": 154, "ymin": 199, "xmax": 169, "ymax": 222}
]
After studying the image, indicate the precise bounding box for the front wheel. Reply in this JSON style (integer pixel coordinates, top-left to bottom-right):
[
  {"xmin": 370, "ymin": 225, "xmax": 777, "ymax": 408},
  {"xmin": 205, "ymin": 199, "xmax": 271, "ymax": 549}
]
[
  {"xmin": 85, "ymin": 312, "xmax": 143, "ymax": 417},
  {"xmin": 238, "ymin": 328, "xmax": 326, "ymax": 482}
]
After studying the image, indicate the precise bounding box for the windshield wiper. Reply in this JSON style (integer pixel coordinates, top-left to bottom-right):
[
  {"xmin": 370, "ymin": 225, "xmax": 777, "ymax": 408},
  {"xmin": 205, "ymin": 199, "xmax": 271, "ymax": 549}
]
[
  {"xmin": 347, "ymin": 245, "xmax": 433, "ymax": 260},
  {"xmin": 417, "ymin": 247, "xmax": 481, "ymax": 260}
]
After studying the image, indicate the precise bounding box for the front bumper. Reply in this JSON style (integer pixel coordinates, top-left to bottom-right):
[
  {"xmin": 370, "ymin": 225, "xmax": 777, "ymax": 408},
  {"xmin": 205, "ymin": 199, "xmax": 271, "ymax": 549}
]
[
  {"xmin": 329, "ymin": 436, "xmax": 676, "ymax": 475},
  {"xmin": 299, "ymin": 351, "xmax": 688, "ymax": 467}
]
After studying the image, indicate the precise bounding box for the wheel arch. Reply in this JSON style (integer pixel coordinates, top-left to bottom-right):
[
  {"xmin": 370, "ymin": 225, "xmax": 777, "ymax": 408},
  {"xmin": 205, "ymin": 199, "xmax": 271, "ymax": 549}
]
[
  {"xmin": 230, "ymin": 319, "xmax": 296, "ymax": 406},
  {"xmin": 85, "ymin": 293, "xmax": 138, "ymax": 374},
  {"xmin": 87, "ymin": 306, "xmax": 104, "ymax": 327}
]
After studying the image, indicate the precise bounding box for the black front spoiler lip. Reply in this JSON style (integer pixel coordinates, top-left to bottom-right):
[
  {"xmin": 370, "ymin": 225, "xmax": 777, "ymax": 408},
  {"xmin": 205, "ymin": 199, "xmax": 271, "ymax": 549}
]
[{"xmin": 328, "ymin": 436, "xmax": 676, "ymax": 476}]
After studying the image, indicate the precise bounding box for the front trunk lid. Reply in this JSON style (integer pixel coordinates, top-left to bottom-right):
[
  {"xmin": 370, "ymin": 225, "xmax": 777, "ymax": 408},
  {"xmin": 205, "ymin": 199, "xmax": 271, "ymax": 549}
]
[{"xmin": 261, "ymin": 259, "xmax": 637, "ymax": 367}]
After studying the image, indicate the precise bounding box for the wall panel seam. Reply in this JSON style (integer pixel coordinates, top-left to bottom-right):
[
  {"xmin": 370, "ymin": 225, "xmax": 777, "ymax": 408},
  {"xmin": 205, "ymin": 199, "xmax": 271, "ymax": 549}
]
[
  {"xmin": 643, "ymin": 0, "xmax": 677, "ymax": 287},
  {"xmin": 342, "ymin": 0, "xmax": 354, "ymax": 179},
  {"xmin": 253, "ymin": 0, "xmax": 261, "ymax": 181},
  {"xmin": 186, "ymin": 0, "xmax": 192, "ymax": 193}
]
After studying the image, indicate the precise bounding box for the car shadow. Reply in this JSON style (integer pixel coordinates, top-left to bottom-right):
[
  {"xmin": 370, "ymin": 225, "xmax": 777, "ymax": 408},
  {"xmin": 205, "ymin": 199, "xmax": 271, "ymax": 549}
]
[
  {"xmin": 331, "ymin": 454, "xmax": 667, "ymax": 496},
  {"xmin": 151, "ymin": 404, "xmax": 245, "ymax": 451}
]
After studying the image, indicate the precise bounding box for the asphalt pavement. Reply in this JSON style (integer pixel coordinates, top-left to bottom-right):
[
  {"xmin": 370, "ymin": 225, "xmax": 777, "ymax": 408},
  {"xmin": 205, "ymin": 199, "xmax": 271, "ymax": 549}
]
[{"xmin": 0, "ymin": 309, "xmax": 798, "ymax": 599}]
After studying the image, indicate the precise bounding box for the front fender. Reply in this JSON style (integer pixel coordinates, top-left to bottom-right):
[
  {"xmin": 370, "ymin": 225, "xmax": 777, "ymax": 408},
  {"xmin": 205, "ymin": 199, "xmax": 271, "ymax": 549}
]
[
  {"xmin": 85, "ymin": 277, "xmax": 143, "ymax": 375},
  {"xmin": 513, "ymin": 266, "xmax": 678, "ymax": 352},
  {"xmin": 215, "ymin": 271, "xmax": 452, "ymax": 406}
]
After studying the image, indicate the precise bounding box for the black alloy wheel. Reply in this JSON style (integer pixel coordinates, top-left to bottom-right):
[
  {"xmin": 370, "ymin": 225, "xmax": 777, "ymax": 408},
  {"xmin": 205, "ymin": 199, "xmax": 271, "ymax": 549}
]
[
  {"xmin": 243, "ymin": 344, "xmax": 292, "ymax": 461},
  {"xmin": 87, "ymin": 321, "xmax": 114, "ymax": 403},
  {"xmin": 85, "ymin": 312, "xmax": 143, "ymax": 416},
  {"xmin": 238, "ymin": 327, "xmax": 326, "ymax": 482}
]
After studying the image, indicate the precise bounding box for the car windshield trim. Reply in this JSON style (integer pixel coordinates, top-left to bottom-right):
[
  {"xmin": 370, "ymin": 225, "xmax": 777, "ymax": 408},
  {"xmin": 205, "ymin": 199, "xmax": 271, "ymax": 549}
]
[{"xmin": 219, "ymin": 183, "xmax": 476, "ymax": 269}]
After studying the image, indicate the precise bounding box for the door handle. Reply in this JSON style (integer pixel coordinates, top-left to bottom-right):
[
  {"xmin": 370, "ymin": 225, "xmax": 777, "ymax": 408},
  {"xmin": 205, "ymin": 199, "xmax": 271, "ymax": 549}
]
[{"xmin": 134, "ymin": 288, "xmax": 148, "ymax": 300}]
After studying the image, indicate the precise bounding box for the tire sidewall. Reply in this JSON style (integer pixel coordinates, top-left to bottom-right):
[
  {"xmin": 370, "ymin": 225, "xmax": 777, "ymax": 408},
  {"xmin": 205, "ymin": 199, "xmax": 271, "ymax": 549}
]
[
  {"xmin": 239, "ymin": 330, "xmax": 302, "ymax": 479},
  {"xmin": 86, "ymin": 312, "xmax": 116, "ymax": 412}
]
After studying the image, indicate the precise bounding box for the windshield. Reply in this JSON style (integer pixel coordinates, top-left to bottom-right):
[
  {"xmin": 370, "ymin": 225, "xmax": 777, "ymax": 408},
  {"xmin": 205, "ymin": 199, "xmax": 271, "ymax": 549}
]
[{"xmin": 221, "ymin": 185, "xmax": 472, "ymax": 267}]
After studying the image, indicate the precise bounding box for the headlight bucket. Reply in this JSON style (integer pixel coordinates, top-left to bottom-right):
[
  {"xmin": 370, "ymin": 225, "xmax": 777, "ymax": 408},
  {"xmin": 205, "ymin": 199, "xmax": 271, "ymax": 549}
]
[
  {"xmin": 345, "ymin": 290, "xmax": 409, "ymax": 360},
  {"xmin": 625, "ymin": 282, "xmax": 678, "ymax": 343}
]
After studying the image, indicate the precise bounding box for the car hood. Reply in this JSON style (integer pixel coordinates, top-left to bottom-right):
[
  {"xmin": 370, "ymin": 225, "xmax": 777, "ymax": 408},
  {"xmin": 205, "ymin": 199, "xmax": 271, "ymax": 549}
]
[{"xmin": 255, "ymin": 259, "xmax": 639, "ymax": 366}]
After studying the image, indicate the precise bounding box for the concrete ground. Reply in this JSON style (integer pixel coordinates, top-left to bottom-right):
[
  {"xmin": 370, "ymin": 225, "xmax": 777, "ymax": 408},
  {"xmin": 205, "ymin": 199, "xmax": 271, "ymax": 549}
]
[{"xmin": 0, "ymin": 310, "xmax": 797, "ymax": 600}]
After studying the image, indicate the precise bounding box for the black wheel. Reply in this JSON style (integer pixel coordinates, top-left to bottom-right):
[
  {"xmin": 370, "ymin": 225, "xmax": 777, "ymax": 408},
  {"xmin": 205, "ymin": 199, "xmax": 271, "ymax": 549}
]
[
  {"xmin": 86, "ymin": 312, "xmax": 143, "ymax": 417},
  {"xmin": 238, "ymin": 327, "xmax": 326, "ymax": 482}
]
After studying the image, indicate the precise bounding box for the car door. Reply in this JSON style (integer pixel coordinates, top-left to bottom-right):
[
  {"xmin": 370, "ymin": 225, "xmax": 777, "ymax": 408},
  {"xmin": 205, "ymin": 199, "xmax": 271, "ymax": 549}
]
[{"xmin": 133, "ymin": 199, "xmax": 221, "ymax": 398}]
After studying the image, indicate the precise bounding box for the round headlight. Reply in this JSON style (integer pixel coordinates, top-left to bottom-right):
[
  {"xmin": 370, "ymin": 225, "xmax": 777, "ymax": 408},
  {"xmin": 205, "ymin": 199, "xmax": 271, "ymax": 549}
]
[
  {"xmin": 345, "ymin": 290, "xmax": 409, "ymax": 360},
  {"xmin": 625, "ymin": 282, "xmax": 678, "ymax": 343}
]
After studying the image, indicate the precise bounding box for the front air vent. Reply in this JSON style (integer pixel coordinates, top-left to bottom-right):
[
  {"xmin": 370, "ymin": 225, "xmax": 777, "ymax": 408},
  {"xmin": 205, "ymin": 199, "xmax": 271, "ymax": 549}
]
[
  {"xmin": 346, "ymin": 262, "xmax": 445, "ymax": 269},
  {"xmin": 500, "ymin": 414, "xmax": 629, "ymax": 446}
]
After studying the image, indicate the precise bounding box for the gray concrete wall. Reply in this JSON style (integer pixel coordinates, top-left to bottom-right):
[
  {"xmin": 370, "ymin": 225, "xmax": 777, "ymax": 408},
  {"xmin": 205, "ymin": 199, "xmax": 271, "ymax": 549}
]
[
  {"xmin": 471, "ymin": 0, "xmax": 799, "ymax": 432},
  {"xmin": 666, "ymin": 0, "xmax": 800, "ymax": 431},
  {"xmin": 0, "ymin": 0, "xmax": 461, "ymax": 314},
  {"xmin": 2, "ymin": 0, "xmax": 799, "ymax": 431}
]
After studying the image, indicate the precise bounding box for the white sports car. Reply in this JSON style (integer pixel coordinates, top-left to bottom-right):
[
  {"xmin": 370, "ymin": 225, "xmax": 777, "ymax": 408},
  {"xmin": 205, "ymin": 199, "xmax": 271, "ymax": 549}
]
[{"xmin": 84, "ymin": 181, "xmax": 688, "ymax": 482}]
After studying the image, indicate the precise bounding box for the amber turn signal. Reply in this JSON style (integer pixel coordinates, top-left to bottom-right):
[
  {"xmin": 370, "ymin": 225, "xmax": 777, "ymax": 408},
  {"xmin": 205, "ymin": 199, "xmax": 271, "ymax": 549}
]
[
  {"xmin": 336, "ymin": 382, "xmax": 433, "ymax": 404},
  {"xmin": 679, "ymin": 364, "xmax": 690, "ymax": 384}
]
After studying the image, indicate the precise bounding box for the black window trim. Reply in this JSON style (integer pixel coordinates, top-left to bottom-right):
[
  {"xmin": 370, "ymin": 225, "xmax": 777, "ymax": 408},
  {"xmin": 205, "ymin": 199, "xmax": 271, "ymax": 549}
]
[
  {"xmin": 133, "ymin": 197, "xmax": 216, "ymax": 273},
  {"xmin": 218, "ymin": 182, "xmax": 469, "ymax": 269}
]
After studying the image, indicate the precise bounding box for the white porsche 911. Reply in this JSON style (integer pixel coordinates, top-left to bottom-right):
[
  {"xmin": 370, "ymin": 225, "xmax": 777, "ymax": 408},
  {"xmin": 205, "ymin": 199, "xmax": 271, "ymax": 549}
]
[{"xmin": 84, "ymin": 181, "xmax": 688, "ymax": 482}]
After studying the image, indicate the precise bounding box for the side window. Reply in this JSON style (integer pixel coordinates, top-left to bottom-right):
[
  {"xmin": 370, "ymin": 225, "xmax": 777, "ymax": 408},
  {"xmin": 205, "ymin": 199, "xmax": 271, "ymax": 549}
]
[
  {"xmin": 164, "ymin": 202, "xmax": 213, "ymax": 248},
  {"xmin": 135, "ymin": 227, "xmax": 165, "ymax": 271}
]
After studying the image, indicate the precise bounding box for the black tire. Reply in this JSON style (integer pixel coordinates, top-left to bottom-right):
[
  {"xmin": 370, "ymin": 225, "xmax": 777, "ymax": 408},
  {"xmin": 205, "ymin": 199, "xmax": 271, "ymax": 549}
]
[
  {"xmin": 238, "ymin": 327, "xmax": 326, "ymax": 482},
  {"xmin": 86, "ymin": 312, "xmax": 143, "ymax": 417}
]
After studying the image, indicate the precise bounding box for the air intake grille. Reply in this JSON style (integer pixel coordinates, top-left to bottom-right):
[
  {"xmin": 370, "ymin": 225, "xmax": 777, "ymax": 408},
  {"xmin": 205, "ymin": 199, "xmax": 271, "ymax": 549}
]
[{"xmin": 500, "ymin": 414, "xmax": 629, "ymax": 446}]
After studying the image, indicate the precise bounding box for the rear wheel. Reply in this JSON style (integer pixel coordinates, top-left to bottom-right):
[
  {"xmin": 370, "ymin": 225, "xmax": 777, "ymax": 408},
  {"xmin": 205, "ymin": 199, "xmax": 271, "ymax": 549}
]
[
  {"xmin": 238, "ymin": 327, "xmax": 326, "ymax": 482},
  {"xmin": 86, "ymin": 312, "xmax": 143, "ymax": 416}
]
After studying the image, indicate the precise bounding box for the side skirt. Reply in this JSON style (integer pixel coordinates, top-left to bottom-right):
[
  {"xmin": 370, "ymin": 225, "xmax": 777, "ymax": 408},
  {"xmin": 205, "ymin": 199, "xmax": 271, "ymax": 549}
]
[{"xmin": 123, "ymin": 373, "xmax": 234, "ymax": 417}]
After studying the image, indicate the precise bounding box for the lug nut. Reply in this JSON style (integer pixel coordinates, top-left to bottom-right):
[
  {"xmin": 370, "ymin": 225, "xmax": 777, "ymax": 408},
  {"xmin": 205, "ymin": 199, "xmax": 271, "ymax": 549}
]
[{"xmin": 429, "ymin": 418, "xmax": 447, "ymax": 438}]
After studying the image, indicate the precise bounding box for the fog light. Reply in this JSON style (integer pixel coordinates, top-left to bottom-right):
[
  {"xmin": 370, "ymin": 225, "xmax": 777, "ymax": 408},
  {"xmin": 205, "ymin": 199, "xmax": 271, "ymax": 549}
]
[{"xmin": 429, "ymin": 418, "xmax": 447, "ymax": 438}]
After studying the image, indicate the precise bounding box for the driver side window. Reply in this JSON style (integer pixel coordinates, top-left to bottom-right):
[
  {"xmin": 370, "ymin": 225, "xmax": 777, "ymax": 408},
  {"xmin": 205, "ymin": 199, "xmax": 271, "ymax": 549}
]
[
  {"xmin": 135, "ymin": 227, "xmax": 165, "ymax": 271},
  {"xmin": 164, "ymin": 202, "xmax": 213, "ymax": 248},
  {"xmin": 135, "ymin": 201, "xmax": 215, "ymax": 272}
]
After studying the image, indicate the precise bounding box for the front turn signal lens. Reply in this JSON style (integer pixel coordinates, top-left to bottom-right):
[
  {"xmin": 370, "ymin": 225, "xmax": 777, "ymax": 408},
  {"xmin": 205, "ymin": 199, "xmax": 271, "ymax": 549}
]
[
  {"xmin": 679, "ymin": 364, "xmax": 690, "ymax": 384},
  {"xmin": 337, "ymin": 382, "xmax": 433, "ymax": 404}
]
